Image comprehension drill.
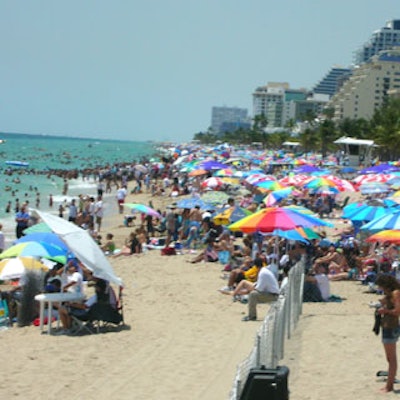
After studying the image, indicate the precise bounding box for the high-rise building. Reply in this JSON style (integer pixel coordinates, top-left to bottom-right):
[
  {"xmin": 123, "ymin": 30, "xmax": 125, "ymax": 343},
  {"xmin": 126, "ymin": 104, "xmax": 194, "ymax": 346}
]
[
  {"xmin": 329, "ymin": 47, "xmax": 400, "ymax": 122},
  {"xmin": 354, "ymin": 19, "xmax": 400, "ymax": 65},
  {"xmin": 313, "ymin": 66, "xmax": 352, "ymax": 97},
  {"xmin": 211, "ymin": 106, "xmax": 249, "ymax": 135}
]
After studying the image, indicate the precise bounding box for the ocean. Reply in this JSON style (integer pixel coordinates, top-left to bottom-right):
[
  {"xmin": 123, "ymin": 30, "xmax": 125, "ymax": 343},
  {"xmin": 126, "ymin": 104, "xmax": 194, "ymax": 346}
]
[{"xmin": 0, "ymin": 132, "xmax": 156, "ymax": 244}]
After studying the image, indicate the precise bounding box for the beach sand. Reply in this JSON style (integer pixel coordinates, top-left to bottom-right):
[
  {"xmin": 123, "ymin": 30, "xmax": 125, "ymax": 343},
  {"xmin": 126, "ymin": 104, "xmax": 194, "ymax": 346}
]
[{"xmin": 0, "ymin": 189, "xmax": 394, "ymax": 399}]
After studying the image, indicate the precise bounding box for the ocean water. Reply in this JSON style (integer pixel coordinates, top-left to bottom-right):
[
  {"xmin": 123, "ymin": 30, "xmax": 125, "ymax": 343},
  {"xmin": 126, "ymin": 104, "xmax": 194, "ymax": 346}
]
[{"xmin": 0, "ymin": 132, "xmax": 156, "ymax": 243}]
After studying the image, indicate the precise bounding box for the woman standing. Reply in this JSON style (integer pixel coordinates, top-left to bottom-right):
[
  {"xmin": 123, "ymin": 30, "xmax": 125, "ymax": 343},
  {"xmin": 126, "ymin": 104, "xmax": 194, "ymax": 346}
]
[{"xmin": 376, "ymin": 274, "xmax": 400, "ymax": 392}]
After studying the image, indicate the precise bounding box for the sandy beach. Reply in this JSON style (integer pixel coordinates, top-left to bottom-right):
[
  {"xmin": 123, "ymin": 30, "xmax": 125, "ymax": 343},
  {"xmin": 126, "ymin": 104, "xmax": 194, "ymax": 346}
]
[{"xmin": 0, "ymin": 189, "xmax": 396, "ymax": 399}]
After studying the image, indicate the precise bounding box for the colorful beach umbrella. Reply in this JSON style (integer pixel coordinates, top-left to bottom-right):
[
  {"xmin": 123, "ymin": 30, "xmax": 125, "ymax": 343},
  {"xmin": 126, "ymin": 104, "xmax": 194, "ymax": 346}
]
[
  {"xmin": 263, "ymin": 187, "xmax": 298, "ymax": 206},
  {"xmin": 124, "ymin": 203, "xmax": 162, "ymax": 218},
  {"xmin": 16, "ymin": 232, "xmax": 69, "ymax": 252},
  {"xmin": 0, "ymin": 257, "xmax": 49, "ymax": 280},
  {"xmin": 213, "ymin": 206, "xmax": 252, "ymax": 225},
  {"xmin": 366, "ymin": 230, "xmax": 400, "ymax": 244},
  {"xmin": 228, "ymin": 207, "xmax": 332, "ymax": 234},
  {"xmin": 361, "ymin": 210, "xmax": 400, "ymax": 232},
  {"xmin": 342, "ymin": 204, "xmax": 394, "ymax": 222},
  {"xmin": 0, "ymin": 242, "xmax": 67, "ymax": 264},
  {"xmin": 201, "ymin": 177, "xmax": 225, "ymax": 190}
]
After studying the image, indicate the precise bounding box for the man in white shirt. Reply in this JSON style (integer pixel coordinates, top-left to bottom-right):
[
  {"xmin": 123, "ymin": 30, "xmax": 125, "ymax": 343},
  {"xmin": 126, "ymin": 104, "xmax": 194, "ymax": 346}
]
[
  {"xmin": 116, "ymin": 186, "xmax": 127, "ymax": 214},
  {"xmin": 94, "ymin": 195, "xmax": 104, "ymax": 232},
  {"xmin": 63, "ymin": 263, "xmax": 84, "ymax": 295},
  {"xmin": 243, "ymin": 266, "xmax": 280, "ymax": 321}
]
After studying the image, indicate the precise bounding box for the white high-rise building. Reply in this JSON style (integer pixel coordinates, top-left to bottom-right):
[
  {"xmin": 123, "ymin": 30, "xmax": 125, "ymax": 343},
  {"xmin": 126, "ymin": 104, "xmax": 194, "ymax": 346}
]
[
  {"xmin": 355, "ymin": 19, "xmax": 400, "ymax": 65},
  {"xmin": 329, "ymin": 47, "xmax": 400, "ymax": 122}
]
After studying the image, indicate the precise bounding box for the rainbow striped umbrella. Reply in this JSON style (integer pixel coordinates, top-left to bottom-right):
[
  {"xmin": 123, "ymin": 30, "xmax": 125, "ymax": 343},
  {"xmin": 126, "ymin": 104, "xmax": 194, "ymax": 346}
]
[{"xmin": 228, "ymin": 207, "xmax": 332, "ymax": 234}]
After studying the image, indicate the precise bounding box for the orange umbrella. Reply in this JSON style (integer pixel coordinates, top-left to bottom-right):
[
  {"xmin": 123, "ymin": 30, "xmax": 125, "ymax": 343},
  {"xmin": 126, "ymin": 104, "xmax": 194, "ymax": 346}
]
[
  {"xmin": 188, "ymin": 169, "xmax": 208, "ymax": 177},
  {"xmin": 366, "ymin": 230, "xmax": 400, "ymax": 244}
]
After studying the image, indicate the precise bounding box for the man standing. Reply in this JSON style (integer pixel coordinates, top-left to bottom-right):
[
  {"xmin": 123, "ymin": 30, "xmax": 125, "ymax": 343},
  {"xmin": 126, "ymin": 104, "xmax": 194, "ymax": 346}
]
[
  {"xmin": 242, "ymin": 265, "xmax": 280, "ymax": 321},
  {"xmin": 116, "ymin": 185, "xmax": 127, "ymax": 214},
  {"xmin": 15, "ymin": 204, "xmax": 30, "ymax": 239},
  {"xmin": 94, "ymin": 195, "xmax": 104, "ymax": 232}
]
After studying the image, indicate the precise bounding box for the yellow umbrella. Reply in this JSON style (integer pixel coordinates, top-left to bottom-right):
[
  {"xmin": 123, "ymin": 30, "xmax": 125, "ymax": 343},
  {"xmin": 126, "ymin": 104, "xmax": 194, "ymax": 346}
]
[{"xmin": 0, "ymin": 257, "xmax": 49, "ymax": 280}]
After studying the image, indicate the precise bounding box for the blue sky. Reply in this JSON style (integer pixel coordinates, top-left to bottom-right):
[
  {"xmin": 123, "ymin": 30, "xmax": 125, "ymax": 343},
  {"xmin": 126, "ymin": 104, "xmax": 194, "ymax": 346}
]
[{"xmin": 0, "ymin": 1, "xmax": 398, "ymax": 142}]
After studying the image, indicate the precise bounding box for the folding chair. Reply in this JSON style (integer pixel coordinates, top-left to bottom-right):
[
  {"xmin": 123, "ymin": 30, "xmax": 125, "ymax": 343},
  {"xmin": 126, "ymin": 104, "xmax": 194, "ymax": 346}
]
[{"xmin": 69, "ymin": 310, "xmax": 94, "ymax": 336}]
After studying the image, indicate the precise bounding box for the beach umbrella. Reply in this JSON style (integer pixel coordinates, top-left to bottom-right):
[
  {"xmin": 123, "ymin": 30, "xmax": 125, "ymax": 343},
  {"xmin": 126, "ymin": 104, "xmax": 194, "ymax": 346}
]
[
  {"xmin": 269, "ymin": 229, "xmax": 309, "ymax": 243},
  {"xmin": 23, "ymin": 222, "xmax": 52, "ymax": 234},
  {"xmin": 16, "ymin": 232, "xmax": 70, "ymax": 252},
  {"xmin": 359, "ymin": 182, "xmax": 390, "ymax": 195},
  {"xmin": 263, "ymin": 187, "xmax": 298, "ymax": 206},
  {"xmin": 279, "ymin": 174, "xmax": 309, "ymax": 186},
  {"xmin": 0, "ymin": 257, "xmax": 49, "ymax": 280},
  {"xmin": 213, "ymin": 168, "xmax": 236, "ymax": 177},
  {"xmin": 359, "ymin": 164, "xmax": 399, "ymax": 174},
  {"xmin": 201, "ymin": 191, "xmax": 230, "ymax": 205},
  {"xmin": 0, "ymin": 241, "xmax": 67, "ymax": 264},
  {"xmin": 198, "ymin": 160, "xmax": 230, "ymax": 171},
  {"xmin": 253, "ymin": 180, "xmax": 285, "ymax": 191},
  {"xmin": 124, "ymin": 203, "xmax": 162, "ymax": 218},
  {"xmin": 342, "ymin": 204, "xmax": 394, "ymax": 222},
  {"xmin": 303, "ymin": 177, "xmax": 343, "ymax": 191},
  {"xmin": 361, "ymin": 210, "xmax": 400, "ymax": 232},
  {"xmin": 201, "ymin": 177, "xmax": 225, "ymax": 190},
  {"xmin": 353, "ymin": 174, "xmax": 395, "ymax": 185},
  {"xmin": 282, "ymin": 205, "xmax": 316, "ymax": 216},
  {"xmin": 366, "ymin": 230, "xmax": 400, "ymax": 244},
  {"xmin": 228, "ymin": 207, "xmax": 332, "ymax": 234},
  {"xmin": 295, "ymin": 227, "xmax": 321, "ymax": 240},
  {"xmin": 176, "ymin": 198, "xmax": 214, "ymax": 210},
  {"xmin": 188, "ymin": 169, "xmax": 208, "ymax": 177},
  {"xmin": 213, "ymin": 206, "xmax": 252, "ymax": 225},
  {"xmin": 35, "ymin": 210, "xmax": 123, "ymax": 286}
]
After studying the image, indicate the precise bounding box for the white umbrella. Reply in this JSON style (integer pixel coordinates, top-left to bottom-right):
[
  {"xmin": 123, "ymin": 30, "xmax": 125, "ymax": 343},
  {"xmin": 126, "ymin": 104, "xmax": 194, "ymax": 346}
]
[{"xmin": 34, "ymin": 210, "xmax": 123, "ymax": 286}]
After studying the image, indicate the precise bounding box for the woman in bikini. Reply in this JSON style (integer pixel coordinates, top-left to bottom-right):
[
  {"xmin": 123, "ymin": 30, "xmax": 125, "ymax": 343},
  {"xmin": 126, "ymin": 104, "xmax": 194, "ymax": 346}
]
[{"xmin": 376, "ymin": 274, "xmax": 400, "ymax": 393}]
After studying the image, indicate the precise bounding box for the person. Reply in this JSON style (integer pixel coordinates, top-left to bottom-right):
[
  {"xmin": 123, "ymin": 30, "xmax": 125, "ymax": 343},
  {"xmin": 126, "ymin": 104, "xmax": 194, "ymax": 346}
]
[
  {"xmin": 0, "ymin": 223, "xmax": 4, "ymax": 253},
  {"xmin": 219, "ymin": 257, "xmax": 261, "ymax": 293},
  {"xmin": 67, "ymin": 198, "xmax": 78, "ymax": 224},
  {"xmin": 241, "ymin": 263, "xmax": 280, "ymax": 321},
  {"xmin": 375, "ymin": 274, "xmax": 400, "ymax": 393},
  {"xmin": 15, "ymin": 204, "xmax": 30, "ymax": 238},
  {"xmin": 94, "ymin": 195, "xmax": 104, "ymax": 232},
  {"xmin": 113, "ymin": 231, "xmax": 141, "ymax": 257},
  {"xmin": 304, "ymin": 264, "xmax": 331, "ymax": 302},
  {"xmin": 101, "ymin": 233, "xmax": 116, "ymax": 255},
  {"xmin": 57, "ymin": 279, "xmax": 108, "ymax": 333},
  {"xmin": 116, "ymin": 185, "xmax": 127, "ymax": 214},
  {"xmin": 165, "ymin": 204, "xmax": 177, "ymax": 248},
  {"xmin": 62, "ymin": 262, "xmax": 84, "ymax": 295}
]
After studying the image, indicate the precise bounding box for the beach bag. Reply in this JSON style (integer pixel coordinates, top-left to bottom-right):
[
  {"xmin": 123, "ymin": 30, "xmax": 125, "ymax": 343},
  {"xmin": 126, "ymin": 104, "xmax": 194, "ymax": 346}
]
[{"xmin": 161, "ymin": 247, "xmax": 176, "ymax": 256}]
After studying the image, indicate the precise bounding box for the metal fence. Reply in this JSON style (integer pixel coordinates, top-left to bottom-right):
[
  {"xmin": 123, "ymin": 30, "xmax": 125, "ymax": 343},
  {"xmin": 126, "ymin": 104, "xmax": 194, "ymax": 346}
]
[{"xmin": 229, "ymin": 257, "xmax": 305, "ymax": 400}]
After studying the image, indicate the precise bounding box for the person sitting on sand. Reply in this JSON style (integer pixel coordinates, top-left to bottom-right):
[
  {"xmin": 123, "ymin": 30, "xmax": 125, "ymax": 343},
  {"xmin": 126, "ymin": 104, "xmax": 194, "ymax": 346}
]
[
  {"xmin": 219, "ymin": 257, "xmax": 261, "ymax": 293},
  {"xmin": 113, "ymin": 231, "xmax": 141, "ymax": 257},
  {"xmin": 188, "ymin": 238, "xmax": 219, "ymax": 264},
  {"xmin": 101, "ymin": 233, "xmax": 116, "ymax": 255},
  {"xmin": 304, "ymin": 264, "xmax": 331, "ymax": 301}
]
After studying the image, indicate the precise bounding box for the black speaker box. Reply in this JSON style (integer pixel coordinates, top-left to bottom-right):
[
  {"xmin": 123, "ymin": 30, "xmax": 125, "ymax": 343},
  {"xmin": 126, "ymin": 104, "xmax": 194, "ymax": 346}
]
[{"xmin": 239, "ymin": 365, "xmax": 289, "ymax": 400}]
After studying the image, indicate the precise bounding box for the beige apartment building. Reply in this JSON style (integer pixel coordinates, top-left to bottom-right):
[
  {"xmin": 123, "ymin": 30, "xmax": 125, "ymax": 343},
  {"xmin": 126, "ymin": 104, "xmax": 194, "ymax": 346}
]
[{"xmin": 329, "ymin": 48, "xmax": 400, "ymax": 122}]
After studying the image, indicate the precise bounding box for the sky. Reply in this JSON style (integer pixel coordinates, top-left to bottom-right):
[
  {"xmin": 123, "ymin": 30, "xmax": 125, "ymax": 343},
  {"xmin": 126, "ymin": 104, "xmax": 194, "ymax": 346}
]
[{"xmin": 0, "ymin": 1, "xmax": 398, "ymax": 143}]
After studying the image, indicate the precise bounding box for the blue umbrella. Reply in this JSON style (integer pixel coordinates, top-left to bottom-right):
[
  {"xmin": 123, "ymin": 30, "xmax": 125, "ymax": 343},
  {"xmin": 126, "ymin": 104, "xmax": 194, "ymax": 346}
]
[
  {"xmin": 343, "ymin": 204, "xmax": 394, "ymax": 222},
  {"xmin": 267, "ymin": 229, "xmax": 309, "ymax": 244},
  {"xmin": 361, "ymin": 210, "xmax": 400, "ymax": 232},
  {"xmin": 16, "ymin": 232, "xmax": 69, "ymax": 252},
  {"xmin": 176, "ymin": 198, "xmax": 214, "ymax": 210}
]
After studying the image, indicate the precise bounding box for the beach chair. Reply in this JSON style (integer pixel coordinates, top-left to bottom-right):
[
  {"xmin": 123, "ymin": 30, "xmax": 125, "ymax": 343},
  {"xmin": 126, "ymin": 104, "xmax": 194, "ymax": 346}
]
[
  {"xmin": 0, "ymin": 298, "xmax": 10, "ymax": 329},
  {"xmin": 69, "ymin": 311, "xmax": 94, "ymax": 336}
]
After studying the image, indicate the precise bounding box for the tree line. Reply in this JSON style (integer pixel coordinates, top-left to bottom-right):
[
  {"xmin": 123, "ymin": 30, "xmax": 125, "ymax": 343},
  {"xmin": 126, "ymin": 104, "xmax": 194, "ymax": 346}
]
[{"xmin": 193, "ymin": 99, "xmax": 400, "ymax": 160}]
